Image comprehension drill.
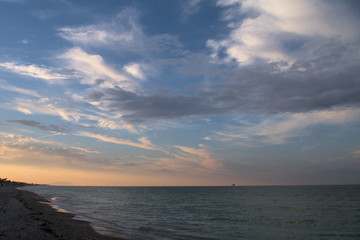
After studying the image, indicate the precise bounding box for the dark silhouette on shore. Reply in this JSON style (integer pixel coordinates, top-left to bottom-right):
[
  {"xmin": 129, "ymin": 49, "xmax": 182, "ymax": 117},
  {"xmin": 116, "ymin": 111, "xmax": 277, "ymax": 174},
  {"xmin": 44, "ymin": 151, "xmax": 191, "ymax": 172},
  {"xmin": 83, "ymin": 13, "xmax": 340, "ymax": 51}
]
[{"xmin": 0, "ymin": 177, "xmax": 33, "ymax": 187}]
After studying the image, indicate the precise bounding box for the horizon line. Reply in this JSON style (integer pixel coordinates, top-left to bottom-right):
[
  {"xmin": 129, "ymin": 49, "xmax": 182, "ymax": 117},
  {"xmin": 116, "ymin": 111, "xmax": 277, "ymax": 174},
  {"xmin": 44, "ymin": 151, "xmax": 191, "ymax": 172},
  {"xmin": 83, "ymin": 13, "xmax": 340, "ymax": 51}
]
[{"xmin": 32, "ymin": 183, "xmax": 360, "ymax": 187}]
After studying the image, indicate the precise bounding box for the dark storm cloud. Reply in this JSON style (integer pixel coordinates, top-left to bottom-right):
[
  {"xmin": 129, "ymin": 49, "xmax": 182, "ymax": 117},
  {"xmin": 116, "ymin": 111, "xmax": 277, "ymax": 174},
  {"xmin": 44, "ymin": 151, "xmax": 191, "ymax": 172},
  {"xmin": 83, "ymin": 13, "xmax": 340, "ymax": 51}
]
[{"xmin": 7, "ymin": 120, "xmax": 71, "ymax": 133}]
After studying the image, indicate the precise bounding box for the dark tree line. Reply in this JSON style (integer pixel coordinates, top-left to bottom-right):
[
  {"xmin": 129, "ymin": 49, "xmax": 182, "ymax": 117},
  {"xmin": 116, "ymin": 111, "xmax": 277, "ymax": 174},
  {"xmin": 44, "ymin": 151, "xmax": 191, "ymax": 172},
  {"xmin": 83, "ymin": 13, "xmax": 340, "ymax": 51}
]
[{"xmin": 0, "ymin": 178, "xmax": 31, "ymax": 187}]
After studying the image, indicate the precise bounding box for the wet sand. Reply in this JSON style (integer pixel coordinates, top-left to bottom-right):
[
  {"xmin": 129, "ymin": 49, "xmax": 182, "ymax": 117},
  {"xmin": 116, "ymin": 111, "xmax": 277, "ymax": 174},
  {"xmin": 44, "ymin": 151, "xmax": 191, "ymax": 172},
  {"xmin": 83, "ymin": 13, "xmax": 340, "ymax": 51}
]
[{"xmin": 0, "ymin": 186, "xmax": 125, "ymax": 240}]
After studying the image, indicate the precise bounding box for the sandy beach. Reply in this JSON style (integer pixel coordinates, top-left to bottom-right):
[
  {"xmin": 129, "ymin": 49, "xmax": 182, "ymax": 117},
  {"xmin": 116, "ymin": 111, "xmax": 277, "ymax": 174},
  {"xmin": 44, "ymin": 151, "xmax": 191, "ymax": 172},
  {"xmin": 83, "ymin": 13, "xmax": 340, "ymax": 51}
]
[{"xmin": 0, "ymin": 186, "xmax": 124, "ymax": 240}]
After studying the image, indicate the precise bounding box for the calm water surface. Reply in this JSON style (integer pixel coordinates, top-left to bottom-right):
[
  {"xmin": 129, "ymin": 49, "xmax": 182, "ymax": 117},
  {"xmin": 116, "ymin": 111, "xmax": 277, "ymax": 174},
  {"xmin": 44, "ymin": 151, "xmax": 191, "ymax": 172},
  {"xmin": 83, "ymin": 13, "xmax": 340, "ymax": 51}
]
[{"xmin": 22, "ymin": 185, "xmax": 360, "ymax": 240}]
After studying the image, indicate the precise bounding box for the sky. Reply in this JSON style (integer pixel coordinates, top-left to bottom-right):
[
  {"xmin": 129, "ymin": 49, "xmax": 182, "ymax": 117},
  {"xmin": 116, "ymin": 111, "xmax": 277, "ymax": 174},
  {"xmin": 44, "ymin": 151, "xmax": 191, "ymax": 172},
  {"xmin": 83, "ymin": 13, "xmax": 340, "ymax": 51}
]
[{"xmin": 0, "ymin": 0, "xmax": 359, "ymax": 186}]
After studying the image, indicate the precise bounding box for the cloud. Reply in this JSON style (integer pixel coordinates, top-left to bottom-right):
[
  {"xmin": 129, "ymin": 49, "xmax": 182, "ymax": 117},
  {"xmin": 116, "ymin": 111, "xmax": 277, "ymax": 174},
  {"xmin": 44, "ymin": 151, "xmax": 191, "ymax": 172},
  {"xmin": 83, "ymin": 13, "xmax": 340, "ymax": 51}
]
[
  {"xmin": 69, "ymin": 146, "xmax": 100, "ymax": 154},
  {"xmin": 59, "ymin": 47, "xmax": 135, "ymax": 91},
  {"xmin": 75, "ymin": 131, "xmax": 157, "ymax": 151},
  {"xmin": 253, "ymin": 108, "xmax": 360, "ymax": 144},
  {"xmin": 8, "ymin": 95, "xmax": 138, "ymax": 133},
  {"xmin": 147, "ymin": 144, "xmax": 224, "ymax": 175},
  {"xmin": 204, "ymin": 40, "xmax": 360, "ymax": 113},
  {"xmin": 0, "ymin": 132, "xmax": 42, "ymax": 145},
  {"xmin": 58, "ymin": 8, "xmax": 142, "ymax": 48},
  {"xmin": 16, "ymin": 107, "xmax": 32, "ymax": 115},
  {"xmin": 96, "ymin": 117, "xmax": 136, "ymax": 132},
  {"xmin": 213, "ymin": 131, "xmax": 249, "ymax": 142},
  {"xmin": 58, "ymin": 8, "xmax": 187, "ymax": 57},
  {"xmin": 0, "ymin": 139, "xmax": 90, "ymax": 169},
  {"xmin": 0, "ymin": 80, "xmax": 40, "ymax": 98},
  {"xmin": 69, "ymin": 93, "xmax": 139, "ymax": 133},
  {"xmin": 0, "ymin": 0, "xmax": 24, "ymax": 3},
  {"xmin": 209, "ymin": 0, "xmax": 360, "ymax": 65},
  {"xmin": 31, "ymin": 9, "xmax": 59, "ymax": 20},
  {"xmin": 181, "ymin": 0, "xmax": 202, "ymax": 21},
  {"xmin": 13, "ymin": 98, "xmax": 81, "ymax": 122},
  {"xmin": 0, "ymin": 62, "xmax": 67, "ymax": 84},
  {"xmin": 59, "ymin": 25, "xmax": 133, "ymax": 46},
  {"xmin": 174, "ymin": 145, "xmax": 223, "ymax": 170},
  {"xmin": 86, "ymin": 43, "xmax": 360, "ymax": 124},
  {"xmin": 87, "ymin": 87, "xmax": 227, "ymax": 124},
  {"xmin": 54, "ymin": 1, "xmax": 359, "ymax": 126},
  {"xmin": 351, "ymin": 147, "xmax": 360, "ymax": 160},
  {"xmin": 0, "ymin": 131, "xmax": 62, "ymax": 150},
  {"xmin": 215, "ymin": 108, "xmax": 360, "ymax": 145},
  {"xmin": 7, "ymin": 120, "xmax": 71, "ymax": 134},
  {"xmin": 0, "ymin": 131, "xmax": 137, "ymax": 171},
  {"xmin": 123, "ymin": 63, "xmax": 145, "ymax": 80},
  {"xmin": 81, "ymin": 112, "xmax": 138, "ymax": 133}
]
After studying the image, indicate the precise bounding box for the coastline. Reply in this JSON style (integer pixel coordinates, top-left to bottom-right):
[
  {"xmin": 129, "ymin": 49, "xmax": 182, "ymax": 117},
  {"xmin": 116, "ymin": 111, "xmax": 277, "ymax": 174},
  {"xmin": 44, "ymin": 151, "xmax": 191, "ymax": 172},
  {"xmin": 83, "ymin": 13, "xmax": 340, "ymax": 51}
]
[{"xmin": 0, "ymin": 186, "xmax": 125, "ymax": 240}]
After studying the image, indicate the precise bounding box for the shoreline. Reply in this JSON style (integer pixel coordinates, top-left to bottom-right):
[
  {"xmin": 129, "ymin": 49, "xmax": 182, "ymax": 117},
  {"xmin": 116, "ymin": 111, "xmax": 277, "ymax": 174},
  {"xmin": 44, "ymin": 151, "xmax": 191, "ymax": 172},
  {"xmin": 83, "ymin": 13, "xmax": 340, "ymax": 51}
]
[{"xmin": 0, "ymin": 186, "xmax": 126, "ymax": 240}]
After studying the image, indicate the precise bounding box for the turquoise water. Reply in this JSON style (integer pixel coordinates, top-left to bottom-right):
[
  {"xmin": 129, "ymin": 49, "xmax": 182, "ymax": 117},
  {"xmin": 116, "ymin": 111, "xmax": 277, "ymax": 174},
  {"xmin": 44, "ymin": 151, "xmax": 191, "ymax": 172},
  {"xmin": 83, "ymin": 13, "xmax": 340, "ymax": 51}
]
[{"xmin": 22, "ymin": 185, "xmax": 360, "ymax": 240}]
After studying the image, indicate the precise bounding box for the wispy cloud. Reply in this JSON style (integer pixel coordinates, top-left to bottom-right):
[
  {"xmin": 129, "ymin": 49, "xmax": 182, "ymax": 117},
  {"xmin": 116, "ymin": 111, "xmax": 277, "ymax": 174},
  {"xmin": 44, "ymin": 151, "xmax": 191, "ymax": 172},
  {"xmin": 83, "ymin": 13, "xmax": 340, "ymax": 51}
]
[
  {"xmin": 215, "ymin": 108, "xmax": 360, "ymax": 145},
  {"xmin": 59, "ymin": 25, "xmax": 134, "ymax": 45},
  {"xmin": 58, "ymin": 8, "xmax": 141, "ymax": 48},
  {"xmin": 0, "ymin": 80, "xmax": 40, "ymax": 98},
  {"xmin": 0, "ymin": 0, "xmax": 25, "ymax": 3},
  {"xmin": 254, "ymin": 108, "xmax": 360, "ymax": 144},
  {"xmin": 8, "ymin": 95, "xmax": 139, "ymax": 133},
  {"xmin": 13, "ymin": 98, "xmax": 81, "ymax": 122},
  {"xmin": 0, "ymin": 62, "xmax": 67, "ymax": 84},
  {"xmin": 7, "ymin": 120, "xmax": 71, "ymax": 134},
  {"xmin": 0, "ymin": 131, "xmax": 42, "ymax": 144},
  {"xmin": 350, "ymin": 146, "xmax": 360, "ymax": 159},
  {"xmin": 70, "ymin": 146, "xmax": 100, "ymax": 154},
  {"xmin": 80, "ymin": 111, "xmax": 139, "ymax": 133},
  {"xmin": 0, "ymin": 131, "xmax": 130, "ymax": 171},
  {"xmin": 181, "ymin": 0, "xmax": 202, "ymax": 21},
  {"xmin": 75, "ymin": 131, "xmax": 157, "ymax": 151},
  {"xmin": 174, "ymin": 145, "xmax": 223, "ymax": 170},
  {"xmin": 16, "ymin": 107, "xmax": 32, "ymax": 115},
  {"xmin": 31, "ymin": 9, "xmax": 59, "ymax": 20},
  {"xmin": 147, "ymin": 144, "xmax": 224, "ymax": 175},
  {"xmin": 123, "ymin": 63, "xmax": 145, "ymax": 80},
  {"xmin": 0, "ymin": 131, "xmax": 63, "ymax": 150},
  {"xmin": 58, "ymin": 8, "xmax": 187, "ymax": 57},
  {"xmin": 0, "ymin": 138, "xmax": 89, "ymax": 168},
  {"xmin": 59, "ymin": 47, "xmax": 135, "ymax": 91}
]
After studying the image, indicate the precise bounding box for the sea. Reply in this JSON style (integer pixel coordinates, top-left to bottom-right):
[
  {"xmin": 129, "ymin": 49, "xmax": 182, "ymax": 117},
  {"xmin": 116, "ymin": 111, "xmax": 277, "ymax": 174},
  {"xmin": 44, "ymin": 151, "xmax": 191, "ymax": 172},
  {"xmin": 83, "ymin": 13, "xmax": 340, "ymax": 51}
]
[{"xmin": 21, "ymin": 185, "xmax": 360, "ymax": 240}]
